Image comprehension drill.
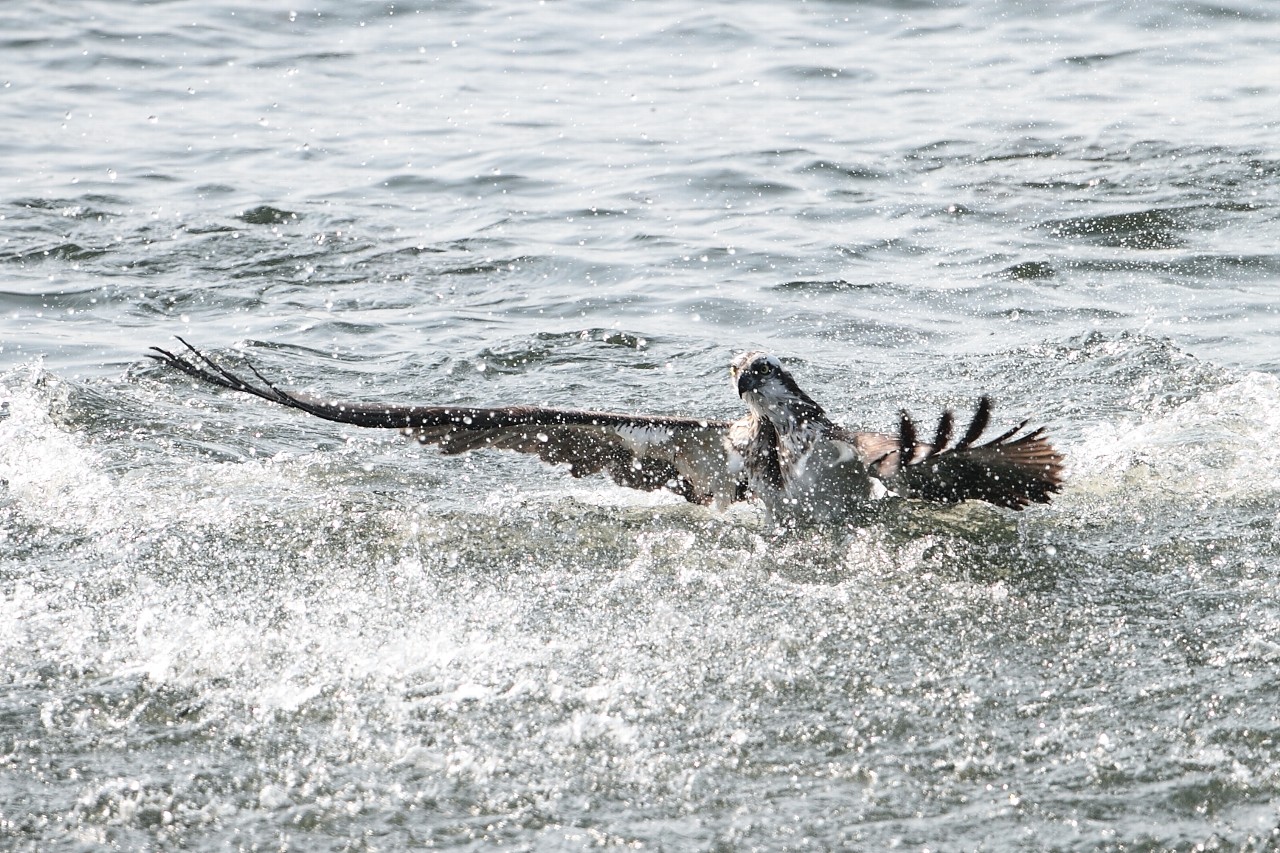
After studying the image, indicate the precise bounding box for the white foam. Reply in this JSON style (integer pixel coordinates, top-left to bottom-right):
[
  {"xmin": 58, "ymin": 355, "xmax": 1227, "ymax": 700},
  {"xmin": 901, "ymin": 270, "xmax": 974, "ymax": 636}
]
[
  {"xmin": 0, "ymin": 385, "xmax": 116, "ymax": 532},
  {"xmin": 1071, "ymin": 371, "xmax": 1280, "ymax": 501}
]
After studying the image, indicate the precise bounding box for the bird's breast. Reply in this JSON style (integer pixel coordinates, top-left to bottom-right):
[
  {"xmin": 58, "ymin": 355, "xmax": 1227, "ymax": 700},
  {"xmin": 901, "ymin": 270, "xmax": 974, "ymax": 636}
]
[{"xmin": 746, "ymin": 424, "xmax": 877, "ymax": 524}]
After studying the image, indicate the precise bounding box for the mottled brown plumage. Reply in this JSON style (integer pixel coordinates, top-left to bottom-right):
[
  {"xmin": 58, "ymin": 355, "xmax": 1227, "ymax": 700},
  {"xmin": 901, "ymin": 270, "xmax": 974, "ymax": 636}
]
[{"xmin": 149, "ymin": 339, "xmax": 1063, "ymax": 524}]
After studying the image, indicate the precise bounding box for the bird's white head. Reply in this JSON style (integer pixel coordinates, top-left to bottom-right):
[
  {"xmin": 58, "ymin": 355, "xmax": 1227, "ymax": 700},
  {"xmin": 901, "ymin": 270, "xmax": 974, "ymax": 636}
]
[{"xmin": 730, "ymin": 351, "xmax": 828, "ymax": 427}]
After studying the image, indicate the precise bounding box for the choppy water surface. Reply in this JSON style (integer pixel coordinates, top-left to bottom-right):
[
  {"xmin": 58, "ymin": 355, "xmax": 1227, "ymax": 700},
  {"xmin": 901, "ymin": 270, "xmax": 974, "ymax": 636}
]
[{"xmin": 3, "ymin": 1, "xmax": 1280, "ymax": 849}]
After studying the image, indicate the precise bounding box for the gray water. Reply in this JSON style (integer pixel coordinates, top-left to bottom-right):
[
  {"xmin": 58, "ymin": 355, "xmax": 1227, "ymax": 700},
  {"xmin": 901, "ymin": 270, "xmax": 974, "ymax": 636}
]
[{"xmin": 3, "ymin": 1, "xmax": 1280, "ymax": 850}]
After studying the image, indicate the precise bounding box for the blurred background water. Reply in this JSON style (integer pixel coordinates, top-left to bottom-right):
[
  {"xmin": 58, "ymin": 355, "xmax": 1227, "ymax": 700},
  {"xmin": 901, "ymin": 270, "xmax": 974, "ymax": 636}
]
[{"xmin": 3, "ymin": 0, "xmax": 1280, "ymax": 849}]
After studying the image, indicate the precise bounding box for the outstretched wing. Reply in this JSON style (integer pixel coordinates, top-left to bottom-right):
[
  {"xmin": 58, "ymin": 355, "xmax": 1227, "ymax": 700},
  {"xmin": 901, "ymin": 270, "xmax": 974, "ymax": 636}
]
[
  {"xmin": 149, "ymin": 338, "xmax": 745, "ymax": 506},
  {"xmin": 847, "ymin": 396, "xmax": 1063, "ymax": 510}
]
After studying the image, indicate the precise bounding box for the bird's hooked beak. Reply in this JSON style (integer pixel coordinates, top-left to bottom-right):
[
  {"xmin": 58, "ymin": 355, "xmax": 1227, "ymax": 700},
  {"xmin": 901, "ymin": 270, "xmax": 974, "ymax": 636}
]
[
  {"xmin": 736, "ymin": 368, "xmax": 764, "ymax": 396},
  {"xmin": 730, "ymin": 351, "xmax": 767, "ymax": 398}
]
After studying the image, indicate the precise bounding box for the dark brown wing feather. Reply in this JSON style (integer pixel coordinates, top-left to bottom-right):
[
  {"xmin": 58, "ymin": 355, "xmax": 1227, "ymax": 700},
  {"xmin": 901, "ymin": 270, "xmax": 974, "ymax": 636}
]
[
  {"xmin": 850, "ymin": 395, "xmax": 1063, "ymax": 510},
  {"xmin": 149, "ymin": 338, "xmax": 742, "ymax": 505}
]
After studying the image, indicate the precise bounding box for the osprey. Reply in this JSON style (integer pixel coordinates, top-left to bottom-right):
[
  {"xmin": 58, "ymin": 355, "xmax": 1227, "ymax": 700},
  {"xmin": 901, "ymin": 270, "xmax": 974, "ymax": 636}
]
[{"xmin": 149, "ymin": 340, "xmax": 1063, "ymax": 525}]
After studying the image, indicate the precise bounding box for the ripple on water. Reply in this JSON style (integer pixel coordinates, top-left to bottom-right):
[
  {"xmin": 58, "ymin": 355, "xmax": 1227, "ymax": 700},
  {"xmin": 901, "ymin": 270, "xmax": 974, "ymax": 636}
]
[{"xmin": 1041, "ymin": 207, "xmax": 1191, "ymax": 250}]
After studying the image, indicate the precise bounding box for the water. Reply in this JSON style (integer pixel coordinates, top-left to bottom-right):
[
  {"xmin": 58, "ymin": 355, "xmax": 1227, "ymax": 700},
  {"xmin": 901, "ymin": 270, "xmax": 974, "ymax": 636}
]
[{"xmin": 3, "ymin": 0, "xmax": 1280, "ymax": 849}]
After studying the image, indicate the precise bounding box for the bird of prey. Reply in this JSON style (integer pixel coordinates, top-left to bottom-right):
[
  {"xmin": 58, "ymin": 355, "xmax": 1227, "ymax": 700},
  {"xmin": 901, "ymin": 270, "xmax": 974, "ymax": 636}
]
[{"xmin": 149, "ymin": 339, "xmax": 1063, "ymax": 525}]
